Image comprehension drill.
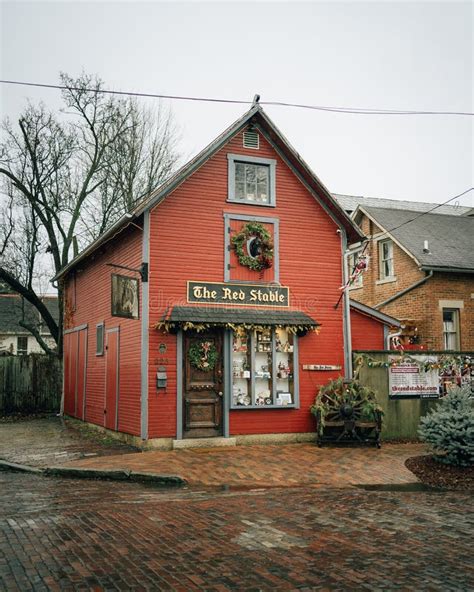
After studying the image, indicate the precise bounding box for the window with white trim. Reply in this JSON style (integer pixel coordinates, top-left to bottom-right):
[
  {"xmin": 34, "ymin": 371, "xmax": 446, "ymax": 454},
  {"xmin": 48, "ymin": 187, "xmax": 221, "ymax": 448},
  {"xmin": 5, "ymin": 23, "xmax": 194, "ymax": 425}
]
[
  {"xmin": 379, "ymin": 239, "xmax": 394, "ymax": 279},
  {"xmin": 227, "ymin": 154, "xmax": 276, "ymax": 206},
  {"xmin": 443, "ymin": 309, "xmax": 460, "ymax": 350},
  {"xmin": 96, "ymin": 322, "xmax": 105, "ymax": 356},
  {"xmin": 17, "ymin": 335, "xmax": 28, "ymax": 356}
]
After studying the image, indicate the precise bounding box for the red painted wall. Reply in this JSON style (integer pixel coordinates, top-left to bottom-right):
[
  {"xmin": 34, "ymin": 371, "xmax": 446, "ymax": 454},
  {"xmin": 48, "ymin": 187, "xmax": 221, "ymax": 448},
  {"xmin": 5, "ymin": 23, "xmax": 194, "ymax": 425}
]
[
  {"xmin": 148, "ymin": 127, "xmax": 346, "ymax": 438},
  {"xmin": 64, "ymin": 227, "xmax": 142, "ymax": 436},
  {"xmin": 350, "ymin": 308, "xmax": 386, "ymax": 350}
]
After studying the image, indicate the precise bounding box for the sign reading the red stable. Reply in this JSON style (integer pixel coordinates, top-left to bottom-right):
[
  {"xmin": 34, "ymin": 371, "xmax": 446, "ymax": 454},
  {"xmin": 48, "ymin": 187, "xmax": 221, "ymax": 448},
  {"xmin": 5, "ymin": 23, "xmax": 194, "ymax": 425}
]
[{"xmin": 187, "ymin": 281, "xmax": 289, "ymax": 307}]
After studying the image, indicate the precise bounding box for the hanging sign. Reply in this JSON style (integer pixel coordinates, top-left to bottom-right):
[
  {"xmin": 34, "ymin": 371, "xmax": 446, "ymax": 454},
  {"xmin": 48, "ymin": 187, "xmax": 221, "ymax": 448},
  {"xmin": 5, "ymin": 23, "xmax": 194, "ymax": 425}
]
[
  {"xmin": 187, "ymin": 281, "xmax": 289, "ymax": 307},
  {"xmin": 388, "ymin": 355, "xmax": 439, "ymax": 399}
]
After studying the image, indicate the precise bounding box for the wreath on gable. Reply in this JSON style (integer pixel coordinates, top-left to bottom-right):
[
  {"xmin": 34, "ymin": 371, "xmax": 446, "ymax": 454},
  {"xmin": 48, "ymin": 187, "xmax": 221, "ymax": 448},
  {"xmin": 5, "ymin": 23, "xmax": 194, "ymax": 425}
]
[
  {"xmin": 188, "ymin": 340, "xmax": 219, "ymax": 372},
  {"xmin": 231, "ymin": 222, "xmax": 274, "ymax": 272}
]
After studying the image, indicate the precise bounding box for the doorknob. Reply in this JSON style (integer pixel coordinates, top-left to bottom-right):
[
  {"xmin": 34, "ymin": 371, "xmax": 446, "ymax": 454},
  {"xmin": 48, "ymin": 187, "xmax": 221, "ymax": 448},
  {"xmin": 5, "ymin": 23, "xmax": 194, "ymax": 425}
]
[{"xmin": 217, "ymin": 391, "xmax": 223, "ymax": 397}]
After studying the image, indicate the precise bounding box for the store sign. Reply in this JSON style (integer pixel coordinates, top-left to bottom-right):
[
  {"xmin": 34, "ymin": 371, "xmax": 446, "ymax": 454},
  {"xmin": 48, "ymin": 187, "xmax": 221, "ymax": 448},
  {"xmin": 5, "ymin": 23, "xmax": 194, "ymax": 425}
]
[
  {"xmin": 388, "ymin": 355, "xmax": 439, "ymax": 399},
  {"xmin": 187, "ymin": 281, "xmax": 289, "ymax": 307}
]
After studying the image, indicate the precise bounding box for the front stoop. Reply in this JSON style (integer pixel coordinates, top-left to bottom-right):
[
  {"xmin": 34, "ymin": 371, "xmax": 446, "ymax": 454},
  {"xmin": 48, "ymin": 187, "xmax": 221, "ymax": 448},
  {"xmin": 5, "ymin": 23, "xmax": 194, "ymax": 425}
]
[{"xmin": 172, "ymin": 437, "xmax": 237, "ymax": 450}]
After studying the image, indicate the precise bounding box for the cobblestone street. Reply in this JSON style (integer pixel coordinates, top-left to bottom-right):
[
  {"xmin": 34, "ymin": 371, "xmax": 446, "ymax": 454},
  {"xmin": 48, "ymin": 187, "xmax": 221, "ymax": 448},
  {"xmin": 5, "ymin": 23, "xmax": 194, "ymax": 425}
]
[{"xmin": 1, "ymin": 471, "xmax": 473, "ymax": 591}]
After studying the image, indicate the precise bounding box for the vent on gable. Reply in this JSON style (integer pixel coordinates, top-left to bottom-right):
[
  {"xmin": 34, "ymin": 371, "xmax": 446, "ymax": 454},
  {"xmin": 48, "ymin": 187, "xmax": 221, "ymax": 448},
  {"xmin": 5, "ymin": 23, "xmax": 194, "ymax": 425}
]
[{"xmin": 243, "ymin": 129, "xmax": 259, "ymax": 149}]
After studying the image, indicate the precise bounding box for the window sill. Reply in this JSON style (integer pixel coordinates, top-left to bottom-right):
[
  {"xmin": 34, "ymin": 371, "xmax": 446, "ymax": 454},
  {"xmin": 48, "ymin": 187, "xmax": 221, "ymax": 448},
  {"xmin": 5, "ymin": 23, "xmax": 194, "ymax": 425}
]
[
  {"xmin": 376, "ymin": 276, "xmax": 397, "ymax": 285},
  {"xmin": 226, "ymin": 198, "xmax": 276, "ymax": 208},
  {"xmin": 230, "ymin": 404, "xmax": 297, "ymax": 410}
]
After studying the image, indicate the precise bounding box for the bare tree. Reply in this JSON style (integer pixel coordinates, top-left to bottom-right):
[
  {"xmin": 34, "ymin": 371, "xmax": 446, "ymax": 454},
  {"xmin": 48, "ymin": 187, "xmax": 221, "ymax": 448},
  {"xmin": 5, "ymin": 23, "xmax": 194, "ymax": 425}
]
[{"xmin": 0, "ymin": 72, "xmax": 180, "ymax": 355}]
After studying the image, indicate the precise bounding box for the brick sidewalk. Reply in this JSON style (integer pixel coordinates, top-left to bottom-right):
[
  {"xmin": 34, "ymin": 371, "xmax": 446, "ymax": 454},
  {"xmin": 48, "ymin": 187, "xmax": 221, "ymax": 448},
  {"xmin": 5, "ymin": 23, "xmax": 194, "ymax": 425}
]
[{"xmin": 63, "ymin": 442, "xmax": 424, "ymax": 488}]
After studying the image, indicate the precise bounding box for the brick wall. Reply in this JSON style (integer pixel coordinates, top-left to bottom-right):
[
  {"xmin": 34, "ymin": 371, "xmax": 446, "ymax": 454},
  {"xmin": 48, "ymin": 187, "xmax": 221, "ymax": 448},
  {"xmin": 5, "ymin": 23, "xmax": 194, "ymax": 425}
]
[{"xmin": 351, "ymin": 213, "xmax": 474, "ymax": 350}]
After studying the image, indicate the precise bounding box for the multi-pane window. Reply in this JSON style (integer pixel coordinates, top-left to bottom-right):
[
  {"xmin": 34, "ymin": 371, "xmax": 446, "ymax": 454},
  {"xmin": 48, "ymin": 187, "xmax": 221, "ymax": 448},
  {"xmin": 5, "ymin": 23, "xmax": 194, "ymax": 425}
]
[
  {"xmin": 17, "ymin": 336, "xmax": 28, "ymax": 355},
  {"xmin": 379, "ymin": 239, "xmax": 394, "ymax": 279},
  {"xmin": 231, "ymin": 328, "xmax": 297, "ymax": 408},
  {"xmin": 443, "ymin": 309, "xmax": 460, "ymax": 350},
  {"xmin": 227, "ymin": 154, "xmax": 276, "ymax": 206},
  {"xmin": 235, "ymin": 162, "xmax": 270, "ymax": 203}
]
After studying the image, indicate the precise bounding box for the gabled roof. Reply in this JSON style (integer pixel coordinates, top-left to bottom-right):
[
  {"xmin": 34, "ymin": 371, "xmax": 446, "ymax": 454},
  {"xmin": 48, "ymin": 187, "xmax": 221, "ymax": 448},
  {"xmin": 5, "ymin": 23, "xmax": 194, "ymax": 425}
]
[
  {"xmin": 333, "ymin": 193, "xmax": 471, "ymax": 216},
  {"xmin": 56, "ymin": 105, "xmax": 364, "ymax": 280},
  {"xmin": 355, "ymin": 206, "xmax": 474, "ymax": 273},
  {"xmin": 350, "ymin": 299, "xmax": 401, "ymax": 327},
  {"xmin": 0, "ymin": 295, "xmax": 59, "ymax": 335}
]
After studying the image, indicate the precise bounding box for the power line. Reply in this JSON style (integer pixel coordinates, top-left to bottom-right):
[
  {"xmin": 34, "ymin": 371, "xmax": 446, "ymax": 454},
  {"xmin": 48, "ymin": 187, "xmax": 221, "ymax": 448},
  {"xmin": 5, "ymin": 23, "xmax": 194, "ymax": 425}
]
[
  {"xmin": 381, "ymin": 187, "xmax": 473, "ymax": 235},
  {"xmin": 1, "ymin": 79, "xmax": 472, "ymax": 117}
]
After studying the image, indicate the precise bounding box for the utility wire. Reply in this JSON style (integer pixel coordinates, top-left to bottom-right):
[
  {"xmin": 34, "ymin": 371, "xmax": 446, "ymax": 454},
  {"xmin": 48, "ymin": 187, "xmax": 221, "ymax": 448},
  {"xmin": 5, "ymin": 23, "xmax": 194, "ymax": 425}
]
[{"xmin": 1, "ymin": 79, "xmax": 472, "ymax": 116}]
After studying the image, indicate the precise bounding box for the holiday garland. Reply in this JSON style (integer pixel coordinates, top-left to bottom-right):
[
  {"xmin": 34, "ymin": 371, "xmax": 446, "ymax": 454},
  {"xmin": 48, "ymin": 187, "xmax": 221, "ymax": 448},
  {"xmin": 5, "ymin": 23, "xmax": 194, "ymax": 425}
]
[
  {"xmin": 188, "ymin": 340, "xmax": 219, "ymax": 372},
  {"xmin": 231, "ymin": 222, "xmax": 274, "ymax": 272},
  {"xmin": 354, "ymin": 353, "xmax": 472, "ymax": 376}
]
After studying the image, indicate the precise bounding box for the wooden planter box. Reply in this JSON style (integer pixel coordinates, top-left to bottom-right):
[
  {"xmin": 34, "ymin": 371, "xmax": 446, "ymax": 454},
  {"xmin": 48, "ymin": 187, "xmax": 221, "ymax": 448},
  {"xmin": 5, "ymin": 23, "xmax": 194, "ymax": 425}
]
[{"xmin": 314, "ymin": 411, "xmax": 382, "ymax": 448}]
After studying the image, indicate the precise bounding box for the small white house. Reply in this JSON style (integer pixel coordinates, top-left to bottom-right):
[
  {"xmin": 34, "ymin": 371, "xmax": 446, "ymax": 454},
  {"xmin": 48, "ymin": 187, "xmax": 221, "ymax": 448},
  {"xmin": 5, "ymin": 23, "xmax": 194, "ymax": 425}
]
[{"xmin": 0, "ymin": 294, "xmax": 58, "ymax": 355}]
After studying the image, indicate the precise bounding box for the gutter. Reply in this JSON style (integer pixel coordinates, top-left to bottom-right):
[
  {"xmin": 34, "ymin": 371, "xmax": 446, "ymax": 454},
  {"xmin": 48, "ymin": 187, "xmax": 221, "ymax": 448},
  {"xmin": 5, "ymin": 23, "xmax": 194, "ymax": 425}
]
[
  {"xmin": 340, "ymin": 230, "xmax": 353, "ymax": 379},
  {"xmin": 375, "ymin": 271, "xmax": 433, "ymax": 309},
  {"xmin": 420, "ymin": 266, "xmax": 474, "ymax": 274}
]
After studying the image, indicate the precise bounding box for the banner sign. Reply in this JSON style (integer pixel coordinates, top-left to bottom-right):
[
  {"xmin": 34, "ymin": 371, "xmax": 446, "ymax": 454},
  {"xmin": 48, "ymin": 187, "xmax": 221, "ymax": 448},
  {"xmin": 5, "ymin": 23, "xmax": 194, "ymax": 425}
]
[
  {"xmin": 187, "ymin": 281, "xmax": 289, "ymax": 307},
  {"xmin": 389, "ymin": 356, "xmax": 440, "ymax": 399}
]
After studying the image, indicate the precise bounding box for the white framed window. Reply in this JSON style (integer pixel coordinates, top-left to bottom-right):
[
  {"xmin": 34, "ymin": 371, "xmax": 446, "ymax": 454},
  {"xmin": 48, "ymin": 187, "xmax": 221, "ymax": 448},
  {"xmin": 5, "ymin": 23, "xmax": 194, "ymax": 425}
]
[
  {"xmin": 17, "ymin": 335, "xmax": 28, "ymax": 355},
  {"xmin": 227, "ymin": 154, "xmax": 276, "ymax": 206},
  {"xmin": 443, "ymin": 309, "xmax": 460, "ymax": 350},
  {"xmin": 379, "ymin": 239, "xmax": 394, "ymax": 279},
  {"xmin": 96, "ymin": 322, "xmax": 105, "ymax": 356}
]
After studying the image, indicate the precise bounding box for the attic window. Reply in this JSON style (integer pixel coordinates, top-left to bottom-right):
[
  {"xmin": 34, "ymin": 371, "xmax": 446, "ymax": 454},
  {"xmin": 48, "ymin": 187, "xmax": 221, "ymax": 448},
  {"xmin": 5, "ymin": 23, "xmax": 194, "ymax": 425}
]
[
  {"xmin": 227, "ymin": 154, "xmax": 276, "ymax": 207},
  {"xmin": 243, "ymin": 130, "xmax": 259, "ymax": 149}
]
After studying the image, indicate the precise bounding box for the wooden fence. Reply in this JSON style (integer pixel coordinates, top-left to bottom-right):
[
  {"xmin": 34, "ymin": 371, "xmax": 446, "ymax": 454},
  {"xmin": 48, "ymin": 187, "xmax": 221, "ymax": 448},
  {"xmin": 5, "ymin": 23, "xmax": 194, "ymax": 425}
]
[
  {"xmin": 0, "ymin": 354, "xmax": 62, "ymax": 414},
  {"xmin": 354, "ymin": 350, "xmax": 473, "ymax": 440}
]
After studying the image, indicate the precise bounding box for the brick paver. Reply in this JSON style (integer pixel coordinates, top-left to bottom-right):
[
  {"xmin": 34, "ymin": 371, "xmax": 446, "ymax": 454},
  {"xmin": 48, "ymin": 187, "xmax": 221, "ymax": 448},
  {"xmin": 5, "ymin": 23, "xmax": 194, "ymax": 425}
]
[
  {"xmin": 0, "ymin": 417, "xmax": 137, "ymax": 467},
  {"xmin": 1, "ymin": 471, "xmax": 472, "ymax": 591},
  {"xmin": 64, "ymin": 442, "xmax": 423, "ymax": 488}
]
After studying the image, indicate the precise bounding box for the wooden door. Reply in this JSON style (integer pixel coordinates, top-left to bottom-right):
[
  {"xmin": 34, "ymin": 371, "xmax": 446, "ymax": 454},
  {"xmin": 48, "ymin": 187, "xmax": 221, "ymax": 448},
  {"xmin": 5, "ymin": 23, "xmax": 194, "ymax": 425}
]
[
  {"xmin": 105, "ymin": 328, "xmax": 119, "ymax": 430},
  {"xmin": 76, "ymin": 328, "xmax": 87, "ymax": 420},
  {"xmin": 183, "ymin": 330, "xmax": 223, "ymax": 439}
]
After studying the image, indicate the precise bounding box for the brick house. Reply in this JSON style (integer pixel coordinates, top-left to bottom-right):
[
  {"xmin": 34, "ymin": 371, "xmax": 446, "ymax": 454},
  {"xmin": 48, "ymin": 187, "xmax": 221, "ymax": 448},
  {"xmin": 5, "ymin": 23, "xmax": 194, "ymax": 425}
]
[
  {"xmin": 54, "ymin": 103, "xmax": 402, "ymax": 447},
  {"xmin": 346, "ymin": 204, "xmax": 474, "ymax": 350}
]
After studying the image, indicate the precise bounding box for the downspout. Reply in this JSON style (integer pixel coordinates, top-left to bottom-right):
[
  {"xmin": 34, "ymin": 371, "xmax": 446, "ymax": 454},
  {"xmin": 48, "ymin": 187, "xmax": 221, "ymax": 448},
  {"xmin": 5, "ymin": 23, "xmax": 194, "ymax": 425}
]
[
  {"xmin": 340, "ymin": 229, "xmax": 353, "ymax": 379},
  {"xmin": 375, "ymin": 271, "xmax": 433, "ymax": 309}
]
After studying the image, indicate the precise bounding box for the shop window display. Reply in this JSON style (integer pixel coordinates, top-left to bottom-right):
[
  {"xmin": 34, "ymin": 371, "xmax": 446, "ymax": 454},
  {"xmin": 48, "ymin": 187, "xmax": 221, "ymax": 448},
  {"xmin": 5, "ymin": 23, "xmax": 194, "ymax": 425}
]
[{"xmin": 231, "ymin": 328, "xmax": 296, "ymax": 408}]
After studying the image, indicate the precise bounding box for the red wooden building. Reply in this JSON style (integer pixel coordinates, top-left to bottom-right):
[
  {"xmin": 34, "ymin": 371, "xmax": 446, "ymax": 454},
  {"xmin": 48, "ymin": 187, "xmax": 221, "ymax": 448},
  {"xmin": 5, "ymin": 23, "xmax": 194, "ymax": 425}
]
[{"xmin": 57, "ymin": 103, "xmax": 396, "ymax": 448}]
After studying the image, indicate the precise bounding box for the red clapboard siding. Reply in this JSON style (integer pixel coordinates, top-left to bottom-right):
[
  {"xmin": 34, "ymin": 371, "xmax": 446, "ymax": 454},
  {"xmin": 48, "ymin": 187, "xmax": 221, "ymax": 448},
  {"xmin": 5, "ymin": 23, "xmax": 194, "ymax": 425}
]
[
  {"xmin": 350, "ymin": 308, "xmax": 386, "ymax": 350},
  {"xmin": 64, "ymin": 226, "xmax": 142, "ymax": 436},
  {"xmin": 148, "ymin": 128, "xmax": 345, "ymax": 438},
  {"xmin": 229, "ymin": 218, "xmax": 275, "ymax": 283}
]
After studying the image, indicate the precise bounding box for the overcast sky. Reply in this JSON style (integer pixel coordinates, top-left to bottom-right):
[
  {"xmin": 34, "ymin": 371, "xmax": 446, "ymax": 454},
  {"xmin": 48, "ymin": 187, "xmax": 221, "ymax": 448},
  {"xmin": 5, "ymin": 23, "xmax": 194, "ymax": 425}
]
[{"xmin": 1, "ymin": 0, "xmax": 473, "ymax": 207}]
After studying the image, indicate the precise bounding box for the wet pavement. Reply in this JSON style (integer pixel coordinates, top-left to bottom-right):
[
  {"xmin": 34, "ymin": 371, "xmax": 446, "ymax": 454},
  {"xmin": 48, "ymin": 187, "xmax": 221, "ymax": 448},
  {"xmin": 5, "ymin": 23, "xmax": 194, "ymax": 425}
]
[
  {"xmin": 1, "ymin": 471, "xmax": 473, "ymax": 591},
  {"xmin": 64, "ymin": 442, "xmax": 424, "ymax": 489},
  {"xmin": 0, "ymin": 417, "xmax": 137, "ymax": 467}
]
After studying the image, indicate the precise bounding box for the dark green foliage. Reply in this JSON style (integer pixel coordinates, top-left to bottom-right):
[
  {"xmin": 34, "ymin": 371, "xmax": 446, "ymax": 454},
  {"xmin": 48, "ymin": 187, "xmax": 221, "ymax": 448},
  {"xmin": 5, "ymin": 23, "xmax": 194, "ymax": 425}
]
[{"xmin": 418, "ymin": 385, "xmax": 474, "ymax": 467}]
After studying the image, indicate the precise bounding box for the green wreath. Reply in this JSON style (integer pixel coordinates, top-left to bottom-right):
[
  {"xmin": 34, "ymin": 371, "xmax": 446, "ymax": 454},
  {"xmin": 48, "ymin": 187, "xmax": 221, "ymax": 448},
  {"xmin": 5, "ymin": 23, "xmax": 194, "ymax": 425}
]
[
  {"xmin": 231, "ymin": 222, "xmax": 274, "ymax": 272},
  {"xmin": 188, "ymin": 340, "xmax": 219, "ymax": 372}
]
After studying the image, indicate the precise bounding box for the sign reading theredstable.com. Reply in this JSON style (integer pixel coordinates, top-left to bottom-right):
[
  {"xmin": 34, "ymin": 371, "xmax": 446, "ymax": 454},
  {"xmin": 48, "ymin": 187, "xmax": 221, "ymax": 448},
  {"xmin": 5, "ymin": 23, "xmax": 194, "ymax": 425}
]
[{"xmin": 187, "ymin": 281, "xmax": 289, "ymax": 307}]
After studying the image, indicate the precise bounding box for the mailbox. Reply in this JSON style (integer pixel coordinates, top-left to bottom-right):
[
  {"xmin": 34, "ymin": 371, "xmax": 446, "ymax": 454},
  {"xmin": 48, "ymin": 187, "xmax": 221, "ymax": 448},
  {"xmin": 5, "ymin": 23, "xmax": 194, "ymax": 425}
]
[{"xmin": 156, "ymin": 366, "xmax": 167, "ymax": 389}]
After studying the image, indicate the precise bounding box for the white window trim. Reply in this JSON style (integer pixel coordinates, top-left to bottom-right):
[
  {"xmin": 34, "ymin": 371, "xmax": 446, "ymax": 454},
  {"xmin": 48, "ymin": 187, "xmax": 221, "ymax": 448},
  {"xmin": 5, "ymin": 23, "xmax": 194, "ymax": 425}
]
[
  {"xmin": 96, "ymin": 322, "xmax": 105, "ymax": 356},
  {"xmin": 442, "ymin": 308, "xmax": 460, "ymax": 351},
  {"xmin": 227, "ymin": 153, "xmax": 276, "ymax": 207},
  {"xmin": 378, "ymin": 238, "xmax": 395, "ymax": 281}
]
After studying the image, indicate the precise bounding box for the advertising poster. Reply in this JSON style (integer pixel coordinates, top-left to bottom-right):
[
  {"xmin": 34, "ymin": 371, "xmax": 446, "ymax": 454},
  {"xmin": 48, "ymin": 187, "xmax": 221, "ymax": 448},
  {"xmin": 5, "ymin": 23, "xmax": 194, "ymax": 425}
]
[{"xmin": 388, "ymin": 356, "xmax": 440, "ymax": 399}]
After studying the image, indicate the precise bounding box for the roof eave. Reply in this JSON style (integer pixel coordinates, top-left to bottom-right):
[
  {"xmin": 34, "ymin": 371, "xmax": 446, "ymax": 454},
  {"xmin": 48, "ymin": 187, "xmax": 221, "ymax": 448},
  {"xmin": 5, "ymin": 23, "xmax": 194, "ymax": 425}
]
[
  {"xmin": 349, "ymin": 299, "xmax": 401, "ymax": 327},
  {"xmin": 420, "ymin": 265, "xmax": 474, "ymax": 274}
]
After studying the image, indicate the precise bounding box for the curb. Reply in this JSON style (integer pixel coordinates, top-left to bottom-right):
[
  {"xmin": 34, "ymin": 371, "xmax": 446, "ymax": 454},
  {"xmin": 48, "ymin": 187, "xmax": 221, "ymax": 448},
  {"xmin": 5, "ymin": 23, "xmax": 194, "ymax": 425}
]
[
  {"xmin": 0, "ymin": 459, "xmax": 187, "ymax": 487},
  {"xmin": 0, "ymin": 459, "xmax": 44, "ymax": 474}
]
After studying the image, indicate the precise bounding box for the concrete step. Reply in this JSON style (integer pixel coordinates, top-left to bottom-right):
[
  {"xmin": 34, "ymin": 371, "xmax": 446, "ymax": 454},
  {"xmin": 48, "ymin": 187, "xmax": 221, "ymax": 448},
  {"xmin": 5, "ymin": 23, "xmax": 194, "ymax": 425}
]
[{"xmin": 172, "ymin": 437, "xmax": 237, "ymax": 450}]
